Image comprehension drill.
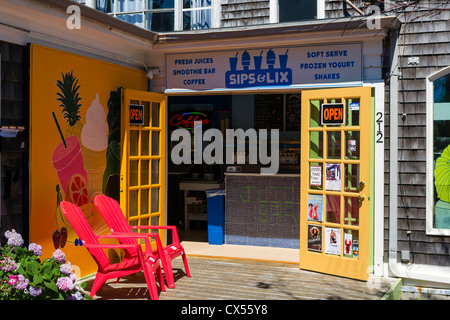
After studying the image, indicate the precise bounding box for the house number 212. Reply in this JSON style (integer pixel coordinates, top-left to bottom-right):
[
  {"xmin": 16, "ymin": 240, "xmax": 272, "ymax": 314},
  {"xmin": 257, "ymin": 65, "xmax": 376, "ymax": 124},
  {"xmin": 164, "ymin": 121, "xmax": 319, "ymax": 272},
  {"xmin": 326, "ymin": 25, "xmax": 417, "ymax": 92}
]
[{"xmin": 376, "ymin": 112, "xmax": 383, "ymax": 143}]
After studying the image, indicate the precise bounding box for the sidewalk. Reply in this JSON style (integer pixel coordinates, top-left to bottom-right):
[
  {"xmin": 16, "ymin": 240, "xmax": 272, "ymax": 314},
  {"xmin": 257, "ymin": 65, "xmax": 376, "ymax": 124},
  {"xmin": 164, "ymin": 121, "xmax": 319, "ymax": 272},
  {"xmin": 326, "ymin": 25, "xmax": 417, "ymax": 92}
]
[{"xmin": 85, "ymin": 242, "xmax": 397, "ymax": 300}]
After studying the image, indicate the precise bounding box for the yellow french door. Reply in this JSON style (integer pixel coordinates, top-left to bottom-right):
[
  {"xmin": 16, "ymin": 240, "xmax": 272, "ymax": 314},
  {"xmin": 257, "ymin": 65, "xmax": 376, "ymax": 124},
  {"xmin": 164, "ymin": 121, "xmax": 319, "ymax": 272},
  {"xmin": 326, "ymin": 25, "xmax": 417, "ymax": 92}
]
[
  {"xmin": 300, "ymin": 87, "xmax": 371, "ymax": 281},
  {"xmin": 121, "ymin": 88, "xmax": 166, "ymax": 244}
]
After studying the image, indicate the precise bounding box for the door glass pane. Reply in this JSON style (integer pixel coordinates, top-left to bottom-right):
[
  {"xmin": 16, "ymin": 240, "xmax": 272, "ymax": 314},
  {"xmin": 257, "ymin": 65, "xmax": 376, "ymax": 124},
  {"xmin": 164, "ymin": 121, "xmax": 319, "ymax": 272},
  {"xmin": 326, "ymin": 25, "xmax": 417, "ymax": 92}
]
[
  {"xmin": 151, "ymin": 188, "xmax": 159, "ymax": 213},
  {"xmin": 151, "ymin": 159, "xmax": 160, "ymax": 184},
  {"xmin": 141, "ymin": 131, "xmax": 149, "ymax": 156},
  {"xmin": 129, "ymin": 190, "xmax": 138, "ymax": 217},
  {"xmin": 345, "ymin": 131, "xmax": 360, "ymax": 159},
  {"xmin": 309, "ymin": 131, "xmax": 323, "ymax": 159},
  {"xmin": 130, "ymin": 130, "xmax": 139, "ymax": 156},
  {"xmin": 327, "ymin": 131, "xmax": 341, "ymax": 159},
  {"xmin": 143, "ymin": 101, "xmax": 150, "ymax": 127},
  {"xmin": 141, "ymin": 160, "xmax": 149, "ymax": 185},
  {"xmin": 326, "ymin": 194, "xmax": 340, "ymax": 224},
  {"xmin": 344, "ymin": 196, "xmax": 359, "ymax": 226},
  {"xmin": 346, "ymin": 98, "xmax": 360, "ymax": 126},
  {"xmin": 310, "ymin": 100, "xmax": 322, "ymax": 128},
  {"xmin": 151, "ymin": 216, "xmax": 160, "ymax": 226},
  {"xmin": 130, "ymin": 160, "xmax": 138, "ymax": 186},
  {"xmin": 344, "ymin": 163, "xmax": 359, "ymax": 193},
  {"xmin": 152, "ymin": 131, "xmax": 160, "ymax": 155},
  {"xmin": 152, "ymin": 102, "xmax": 160, "ymax": 128},
  {"xmin": 141, "ymin": 188, "xmax": 149, "ymax": 215},
  {"xmin": 343, "ymin": 229, "xmax": 359, "ymax": 259}
]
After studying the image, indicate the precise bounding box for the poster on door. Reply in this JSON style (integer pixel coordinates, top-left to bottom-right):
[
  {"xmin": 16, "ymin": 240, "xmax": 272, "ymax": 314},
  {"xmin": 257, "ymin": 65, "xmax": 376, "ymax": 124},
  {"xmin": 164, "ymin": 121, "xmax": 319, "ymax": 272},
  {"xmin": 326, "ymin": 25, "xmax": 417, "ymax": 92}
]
[
  {"xmin": 307, "ymin": 224, "xmax": 322, "ymax": 252},
  {"xmin": 325, "ymin": 227, "xmax": 341, "ymax": 255},
  {"xmin": 307, "ymin": 194, "xmax": 323, "ymax": 222},
  {"xmin": 325, "ymin": 163, "xmax": 341, "ymax": 191},
  {"xmin": 344, "ymin": 233, "xmax": 353, "ymax": 257}
]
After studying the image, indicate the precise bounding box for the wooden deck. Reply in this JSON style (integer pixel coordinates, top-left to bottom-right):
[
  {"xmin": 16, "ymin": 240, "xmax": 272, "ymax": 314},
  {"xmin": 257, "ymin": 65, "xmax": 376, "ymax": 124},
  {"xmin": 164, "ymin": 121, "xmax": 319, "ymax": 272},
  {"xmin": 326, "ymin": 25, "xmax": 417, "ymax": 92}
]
[{"xmin": 85, "ymin": 256, "xmax": 396, "ymax": 300}]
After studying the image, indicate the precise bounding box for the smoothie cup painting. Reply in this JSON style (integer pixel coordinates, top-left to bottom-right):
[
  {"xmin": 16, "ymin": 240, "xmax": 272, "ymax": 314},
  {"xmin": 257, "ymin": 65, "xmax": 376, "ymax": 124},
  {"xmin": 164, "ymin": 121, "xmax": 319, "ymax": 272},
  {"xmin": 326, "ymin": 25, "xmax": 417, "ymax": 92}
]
[{"xmin": 51, "ymin": 134, "xmax": 88, "ymax": 194}]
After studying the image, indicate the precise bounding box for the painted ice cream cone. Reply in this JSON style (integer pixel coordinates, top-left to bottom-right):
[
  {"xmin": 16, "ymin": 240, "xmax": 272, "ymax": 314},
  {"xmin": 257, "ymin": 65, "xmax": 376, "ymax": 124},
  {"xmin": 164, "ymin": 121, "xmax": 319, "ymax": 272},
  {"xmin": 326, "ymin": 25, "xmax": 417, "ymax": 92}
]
[{"xmin": 81, "ymin": 94, "xmax": 108, "ymax": 198}]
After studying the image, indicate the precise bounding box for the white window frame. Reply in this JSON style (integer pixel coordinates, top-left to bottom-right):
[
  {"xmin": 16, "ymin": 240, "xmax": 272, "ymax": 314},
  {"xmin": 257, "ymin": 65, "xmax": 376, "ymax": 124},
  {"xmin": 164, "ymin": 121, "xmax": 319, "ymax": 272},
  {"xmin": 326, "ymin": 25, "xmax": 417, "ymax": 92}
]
[
  {"xmin": 426, "ymin": 65, "xmax": 450, "ymax": 236},
  {"xmin": 270, "ymin": 0, "xmax": 325, "ymax": 23},
  {"xmin": 93, "ymin": 0, "xmax": 220, "ymax": 31}
]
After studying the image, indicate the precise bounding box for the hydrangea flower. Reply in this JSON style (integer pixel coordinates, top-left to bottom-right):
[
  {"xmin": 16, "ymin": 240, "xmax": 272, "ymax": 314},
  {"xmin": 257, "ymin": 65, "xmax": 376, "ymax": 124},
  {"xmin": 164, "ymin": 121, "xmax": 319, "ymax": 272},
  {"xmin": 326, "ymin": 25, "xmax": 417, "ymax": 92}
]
[
  {"xmin": 28, "ymin": 243, "xmax": 42, "ymax": 256},
  {"xmin": 15, "ymin": 275, "xmax": 29, "ymax": 291},
  {"xmin": 60, "ymin": 261, "xmax": 73, "ymax": 276},
  {"xmin": 68, "ymin": 291, "xmax": 83, "ymax": 300},
  {"xmin": 56, "ymin": 277, "xmax": 74, "ymax": 292},
  {"xmin": 29, "ymin": 286, "xmax": 42, "ymax": 297},
  {"xmin": 52, "ymin": 249, "xmax": 66, "ymax": 264},
  {"xmin": 5, "ymin": 230, "xmax": 24, "ymax": 248},
  {"xmin": 69, "ymin": 272, "xmax": 77, "ymax": 284}
]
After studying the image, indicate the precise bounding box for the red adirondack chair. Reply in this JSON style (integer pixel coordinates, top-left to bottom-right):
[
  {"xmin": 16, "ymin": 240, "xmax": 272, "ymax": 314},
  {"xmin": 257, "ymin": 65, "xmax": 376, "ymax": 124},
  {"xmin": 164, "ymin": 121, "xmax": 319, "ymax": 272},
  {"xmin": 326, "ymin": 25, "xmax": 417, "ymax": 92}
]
[
  {"xmin": 60, "ymin": 201, "xmax": 165, "ymax": 299},
  {"xmin": 94, "ymin": 194, "xmax": 191, "ymax": 289}
]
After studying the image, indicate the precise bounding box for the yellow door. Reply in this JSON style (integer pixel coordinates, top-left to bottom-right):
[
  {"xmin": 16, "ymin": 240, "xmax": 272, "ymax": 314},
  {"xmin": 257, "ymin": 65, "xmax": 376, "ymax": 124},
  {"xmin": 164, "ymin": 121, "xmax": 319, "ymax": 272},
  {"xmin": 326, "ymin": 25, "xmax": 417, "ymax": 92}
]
[
  {"xmin": 121, "ymin": 88, "xmax": 166, "ymax": 244},
  {"xmin": 300, "ymin": 87, "xmax": 371, "ymax": 281}
]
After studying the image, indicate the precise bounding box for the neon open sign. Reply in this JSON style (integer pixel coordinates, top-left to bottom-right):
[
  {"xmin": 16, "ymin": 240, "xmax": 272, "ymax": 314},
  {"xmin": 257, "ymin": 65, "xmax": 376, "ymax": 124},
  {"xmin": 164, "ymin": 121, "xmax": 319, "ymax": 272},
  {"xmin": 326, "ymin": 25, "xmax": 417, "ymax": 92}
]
[
  {"xmin": 170, "ymin": 112, "xmax": 210, "ymax": 129},
  {"xmin": 129, "ymin": 104, "xmax": 144, "ymax": 125},
  {"xmin": 321, "ymin": 103, "xmax": 344, "ymax": 126}
]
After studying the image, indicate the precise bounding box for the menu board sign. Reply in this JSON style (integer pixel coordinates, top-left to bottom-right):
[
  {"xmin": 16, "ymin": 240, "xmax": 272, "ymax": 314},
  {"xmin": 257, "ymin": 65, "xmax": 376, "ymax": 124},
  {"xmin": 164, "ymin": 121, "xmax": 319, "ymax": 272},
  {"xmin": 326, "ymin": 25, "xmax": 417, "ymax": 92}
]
[
  {"xmin": 254, "ymin": 94, "xmax": 283, "ymax": 130},
  {"xmin": 166, "ymin": 43, "xmax": 363, "ymax": 92}
]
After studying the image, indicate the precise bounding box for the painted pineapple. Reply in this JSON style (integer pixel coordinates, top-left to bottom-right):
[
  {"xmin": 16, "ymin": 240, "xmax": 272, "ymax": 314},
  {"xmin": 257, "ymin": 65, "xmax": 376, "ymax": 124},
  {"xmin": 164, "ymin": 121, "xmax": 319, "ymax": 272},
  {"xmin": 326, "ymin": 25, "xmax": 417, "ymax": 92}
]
[{"xmin": 56, "ymin": 71, "xmax": 83, "ymax": 137}]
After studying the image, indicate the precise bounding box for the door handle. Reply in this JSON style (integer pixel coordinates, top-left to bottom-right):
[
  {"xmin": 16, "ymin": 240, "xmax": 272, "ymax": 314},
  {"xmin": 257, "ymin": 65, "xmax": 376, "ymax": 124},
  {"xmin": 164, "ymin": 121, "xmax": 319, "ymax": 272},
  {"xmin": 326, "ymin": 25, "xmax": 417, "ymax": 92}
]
[
  {"xmin": 358, "ymin": 194, "xmax": 365, "ymax": 207},
  {"xmin": 359, "ymin": 181, "xmax": 365, "ymax": 191}
]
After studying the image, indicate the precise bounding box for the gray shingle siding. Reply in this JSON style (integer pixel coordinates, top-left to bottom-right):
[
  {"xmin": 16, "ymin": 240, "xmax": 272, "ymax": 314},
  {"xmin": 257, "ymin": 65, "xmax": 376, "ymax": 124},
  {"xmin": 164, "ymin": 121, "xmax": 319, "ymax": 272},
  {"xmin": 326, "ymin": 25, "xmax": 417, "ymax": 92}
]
[
  {"xmin": 221, "ymin": 0, "xmax": 270, "ymax": 27},
  {"xmin": 385, "ymin": 1, "xmax": 450, "ymax": 266}
]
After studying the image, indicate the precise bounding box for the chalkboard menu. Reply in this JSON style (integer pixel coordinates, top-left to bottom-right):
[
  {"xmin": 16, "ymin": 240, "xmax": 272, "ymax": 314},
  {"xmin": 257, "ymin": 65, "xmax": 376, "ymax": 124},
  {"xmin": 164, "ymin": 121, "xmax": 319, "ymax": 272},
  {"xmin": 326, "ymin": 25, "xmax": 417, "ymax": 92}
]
[
  {"xmin": 254, "ymin": 94, "xmax": 283, "ymax": 130},
  {"xmin": 286, "ymin": 94, "xmax": 301, "ymax": 131}
]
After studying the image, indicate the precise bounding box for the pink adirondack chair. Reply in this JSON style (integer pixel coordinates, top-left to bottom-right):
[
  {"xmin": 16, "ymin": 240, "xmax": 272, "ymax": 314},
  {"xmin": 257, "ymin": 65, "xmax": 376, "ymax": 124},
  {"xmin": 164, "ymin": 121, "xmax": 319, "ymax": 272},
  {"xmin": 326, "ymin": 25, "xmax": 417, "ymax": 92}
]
[
  {"xmin": 60, "ymin": 201, "xmax": 165, "ymax": 299},
  {"xmin": 94, "ymin": 194, "xmax": 191, "ymax": 289}
]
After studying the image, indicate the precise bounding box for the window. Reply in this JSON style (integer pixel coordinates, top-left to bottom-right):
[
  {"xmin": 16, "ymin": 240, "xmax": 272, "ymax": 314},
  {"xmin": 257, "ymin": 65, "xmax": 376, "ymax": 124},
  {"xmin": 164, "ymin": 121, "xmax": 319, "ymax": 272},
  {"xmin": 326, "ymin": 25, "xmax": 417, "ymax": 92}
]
[
  {"xmin": 183, "ymin": 0, "xmax": 211, "ymax": 30},
  {"xmin": 426, "ymin": 66, "xmax": 450, "ymax": 235},
  {"xmin": 271, "ymin": 0, "xmax": 324, "ymax": 23},
  {"xmin": 96, "ymin": 0, "xmax": 217, "ymax": 32}
]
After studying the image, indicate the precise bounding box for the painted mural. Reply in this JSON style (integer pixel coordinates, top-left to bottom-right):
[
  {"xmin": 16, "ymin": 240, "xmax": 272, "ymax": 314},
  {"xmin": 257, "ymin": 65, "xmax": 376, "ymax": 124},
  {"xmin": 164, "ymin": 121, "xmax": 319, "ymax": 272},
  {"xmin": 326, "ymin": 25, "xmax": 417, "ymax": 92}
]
[{"xmin": 30, "ymin": 44, "xmax": 147, "ymax": 277}]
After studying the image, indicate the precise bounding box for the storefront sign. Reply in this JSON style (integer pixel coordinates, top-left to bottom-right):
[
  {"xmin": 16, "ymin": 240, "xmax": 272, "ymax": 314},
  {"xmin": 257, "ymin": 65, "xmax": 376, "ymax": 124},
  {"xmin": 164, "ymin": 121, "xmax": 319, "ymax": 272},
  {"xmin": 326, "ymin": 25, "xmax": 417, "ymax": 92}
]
[
  {"xmin": 129, "ymin": 104, "xmax": 144, "ymax": 125},
  {"xmin": 169, "ymin": 112, "xmax": 210, "ymax": 129},
  {"xmin": 321, "ymin": 103, "xmax": 344, "ymax": 125},
  {"xmin": 166, "ymin": 43, "xmax": 362, "ymax": 91}
]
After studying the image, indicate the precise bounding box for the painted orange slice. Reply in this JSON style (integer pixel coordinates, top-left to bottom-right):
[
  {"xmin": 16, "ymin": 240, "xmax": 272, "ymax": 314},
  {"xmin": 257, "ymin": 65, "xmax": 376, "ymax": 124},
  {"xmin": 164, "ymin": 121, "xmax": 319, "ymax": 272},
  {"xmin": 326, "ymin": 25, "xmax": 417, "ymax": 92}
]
[{"xmin": 65, "ymin": 174, "xmax": 89, "ymax": 206}]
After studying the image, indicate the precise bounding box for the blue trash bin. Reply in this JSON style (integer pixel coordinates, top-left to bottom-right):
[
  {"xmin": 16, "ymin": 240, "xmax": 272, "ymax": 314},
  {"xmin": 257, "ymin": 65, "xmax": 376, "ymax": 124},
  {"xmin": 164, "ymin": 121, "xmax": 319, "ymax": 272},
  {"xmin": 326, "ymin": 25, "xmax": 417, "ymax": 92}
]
[{"xmin": 205, "ymin": 189, "xmax": 225, "ymax": 245}]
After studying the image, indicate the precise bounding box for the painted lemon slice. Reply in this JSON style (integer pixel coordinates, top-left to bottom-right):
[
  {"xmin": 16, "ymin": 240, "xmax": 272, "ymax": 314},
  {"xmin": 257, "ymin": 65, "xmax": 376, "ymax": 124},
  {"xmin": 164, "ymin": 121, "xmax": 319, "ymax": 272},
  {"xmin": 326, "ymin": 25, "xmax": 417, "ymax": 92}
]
[{"xmin": 434, "ymin": 144, "xmax": 450, "ymax": 203}]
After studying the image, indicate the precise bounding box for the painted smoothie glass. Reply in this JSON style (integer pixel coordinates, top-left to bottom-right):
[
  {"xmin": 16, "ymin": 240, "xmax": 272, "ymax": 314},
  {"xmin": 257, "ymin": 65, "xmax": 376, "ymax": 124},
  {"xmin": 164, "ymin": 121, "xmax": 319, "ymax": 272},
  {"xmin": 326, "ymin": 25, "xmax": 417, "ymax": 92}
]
[{"xmin": 52, "ymin": 135, "xmax": 88, "ymax": 193}]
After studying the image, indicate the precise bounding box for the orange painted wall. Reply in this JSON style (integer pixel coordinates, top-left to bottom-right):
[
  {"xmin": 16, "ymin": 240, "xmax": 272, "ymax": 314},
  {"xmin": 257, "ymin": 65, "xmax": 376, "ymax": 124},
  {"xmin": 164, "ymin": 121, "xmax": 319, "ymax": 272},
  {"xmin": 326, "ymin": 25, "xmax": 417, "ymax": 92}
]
[{"xmin": 29, "ymin": 44, "xmax": 147, "ymax": 278}]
